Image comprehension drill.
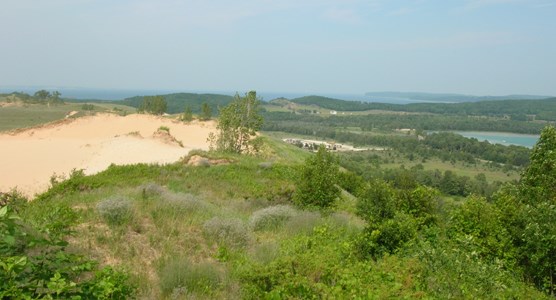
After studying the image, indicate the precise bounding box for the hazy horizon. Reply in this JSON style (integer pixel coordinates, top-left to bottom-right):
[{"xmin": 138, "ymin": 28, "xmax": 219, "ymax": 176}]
[{"xmin": 1, "ymin": 0, "xmax": 555, "ymax": 95}]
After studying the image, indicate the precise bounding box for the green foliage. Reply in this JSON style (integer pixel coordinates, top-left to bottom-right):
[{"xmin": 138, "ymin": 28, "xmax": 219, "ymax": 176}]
[
  {"xmin": 336, "ymin": 171, "xmax": 366, "ymax": 195},
  {"xmin": 356, "ymin": 180, "xmax": 397, "ymax": 223},
  {"xmin": 158, "ymin": 125, "xmax": 170, "ymax": 132},
  {"xmin": 182, "ymin": 105, "xmax": 193, "ymax": 121},
  {"xmin": 357, "ymin": 181, "xmax": 439, "ymax": 225},
  {"xmin": 159, "ymin": 258, "xmax": 223, "ymax": 297},
  {"xmin": 291, "ymin": 94, "xmax": 556, "ymax": 121},
  {"xmin": 96, "ymin": 196, "xmax": 134, "ymax": 226},
  {"xmin": 138, "ymin": 95, "xmax": 167, "ymax": 115},
  {"xmin": 0, "ymin": 204, "xmax": 135, "ymax": 299},
  {"xmin": 416, "ymin": 236, "xmax": 548, "ymax": 299},
  {"xmin": 239, "ymin": 224, "xmax": 426, "ymax": 299},
  {"xmin": 492, "ymin": 126, "xmax": 556, "ymax": 294},
  {"xmin": 200, "ymin": 102, "xmax": 213, "ymax": 120},
  {"xmin": 209, "ymin": 91, "xmax": 264, "ymax": 153},
  {"xmin": 293, "ymin": 145, "xmax": 340, "ymax": 209},
  {"xmin": 355, "ymin": 180, "xmax": 440, "ymax": 258},
  {"xmin": 357, "ymin": 212, "xmax": 418, "ymax": 259},
  {"xmin": 81, "ymin": 103, "xmax": 96, "ymax": 111},
  {"xmin": 448, "ymin": 196, "xmax": 512, "ymax": 261},
  {"xmin": 521, "ymin": 125, "xmax": 556, "ymax": 202}
]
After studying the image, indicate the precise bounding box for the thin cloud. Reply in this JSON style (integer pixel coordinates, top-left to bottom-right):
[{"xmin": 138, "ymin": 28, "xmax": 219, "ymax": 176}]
[
  {"xmin": 388, "ymin": 7, "xmax": 415, "ymax": 16},
  {"xmin": 323, "ymin": 8, "xmax": 362, "ymax": 24},
  {"xmin": 463, "ymin": 0, "xmax": 526, "ymax": 10}
]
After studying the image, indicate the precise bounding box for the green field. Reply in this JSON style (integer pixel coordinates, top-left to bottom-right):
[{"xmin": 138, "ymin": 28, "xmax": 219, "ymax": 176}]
[{"xmin": 0, "ymin": 102, "xmax": 136, "ymax": 132}]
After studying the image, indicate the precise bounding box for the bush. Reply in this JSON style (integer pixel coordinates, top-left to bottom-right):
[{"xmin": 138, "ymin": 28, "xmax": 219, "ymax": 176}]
[
  {"xmin": 356, "ymin": 212, "xmax": 418, "ymax": 259},
  {"xmin": 159, "ymin": 258, "xmax": 223, "ymax": 297},
  {"xmin": 0, "ymin": 205, "xmax": 135, "ymax": 299},
  {"xmin": 293, "ymin": 145, "xmax": 340, "ymax": 209},
  {"xmin": 203, "ymin": 217, "xmax": 250, "ymax": 249},
  {"xmin": 96, "ymin": 196, "xmax": 134, "ymax": 226},
  {"xmin": 249, "ymin": 205, "xmax": 297, "ymax": 231},
  {"xmin": 139, "ymin": 182, "xmax": 165, "ymax": 198}
]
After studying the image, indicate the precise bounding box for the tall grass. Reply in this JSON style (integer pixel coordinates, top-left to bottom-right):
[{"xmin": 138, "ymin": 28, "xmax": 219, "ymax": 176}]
[
  {"xmin": 159, "ymin": 257, "xmax": 224, "ymax": 297},
  {"xmin": 203, "ymin": 217, "xmax": 251, "ymax": 249}
]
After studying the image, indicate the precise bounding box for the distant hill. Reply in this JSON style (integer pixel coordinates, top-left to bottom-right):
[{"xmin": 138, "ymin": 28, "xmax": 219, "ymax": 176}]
[
  {"xmin": 288, "ymin": 95, "xmax": 556, "ymax": 121},
  {"xmin": 365, "ymin": 91, "xmax": 552, "ymax": 103},
  {"xmin": 119, "ymin": 93, "xmax": 235, "ymax": 114},
  {"xmin": 289, "ymin": 95, "xmax": 394, "ymax": 111}
]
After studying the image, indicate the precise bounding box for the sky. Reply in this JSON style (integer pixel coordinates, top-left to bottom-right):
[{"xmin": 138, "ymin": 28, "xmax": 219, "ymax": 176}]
[{"xmin": 1, "ymin": 0, "xmax": 555, "ymax": 96}]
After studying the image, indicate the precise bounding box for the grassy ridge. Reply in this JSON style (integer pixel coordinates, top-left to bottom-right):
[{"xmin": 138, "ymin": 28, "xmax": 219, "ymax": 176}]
[{"xmin": 0, "ymin": 102, "xmax": 135, "ymax": 132}]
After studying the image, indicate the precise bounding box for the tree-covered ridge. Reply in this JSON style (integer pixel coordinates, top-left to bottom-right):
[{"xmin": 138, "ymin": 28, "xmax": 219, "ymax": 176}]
[
  {"xmin": 120, "ymin": 93, "xmax": 234, "ymax": 114},
  {"xmin": 0, "ymin": 90, "xmax": 64, "ymax": 105},
  {"xmin": 289, "ymin": 95, "xmax": 556, "ymax": 121},
  {"xmin": 365, "ymin": 91, "xmax": 551, "ymax": 102},
  {"xmin": 263, "ymin": 110, "xmax": 546, "ymax": 134}
]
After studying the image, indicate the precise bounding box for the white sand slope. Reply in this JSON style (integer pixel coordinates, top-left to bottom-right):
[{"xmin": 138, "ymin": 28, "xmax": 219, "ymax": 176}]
[{"xmin": 0, "ymin": 113, "xmax": 216, "ymax": 197}]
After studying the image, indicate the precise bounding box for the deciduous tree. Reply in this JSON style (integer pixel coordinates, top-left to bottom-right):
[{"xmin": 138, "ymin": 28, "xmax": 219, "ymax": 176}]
[
  {"xmin": 208, "ymin": 91, "xmax": 263, "ymax": 153},
  {"xmin": 293, "ymin": 145, "xmax": 340, "ymax": 209}
]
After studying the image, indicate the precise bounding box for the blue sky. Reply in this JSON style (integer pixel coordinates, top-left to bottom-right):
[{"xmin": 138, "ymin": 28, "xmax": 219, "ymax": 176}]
[{"xmin": 1, "ymin": 0, "xmax": 555, "ymax": 96}]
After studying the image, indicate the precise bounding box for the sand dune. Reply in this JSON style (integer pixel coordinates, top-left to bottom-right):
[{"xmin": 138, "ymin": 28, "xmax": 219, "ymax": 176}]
[{"xmin": 0, "ymin": 113, "xmax": 216, "ymax": 197}]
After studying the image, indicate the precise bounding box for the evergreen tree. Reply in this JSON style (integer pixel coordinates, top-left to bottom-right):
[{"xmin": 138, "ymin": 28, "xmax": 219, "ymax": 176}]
[
  {"xmin": 138, "ymin": 96, "xmax": 167, "ymax": 115},
  {"xmin": 182, "ymin": 105, "xmax": 193, "ymax": 122},
  {"xmin": 200, "ymin": 103, "xmax": 212, "ymax": 120}
]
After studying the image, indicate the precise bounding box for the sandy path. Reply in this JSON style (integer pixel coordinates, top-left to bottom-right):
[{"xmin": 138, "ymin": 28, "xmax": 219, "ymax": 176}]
[{"xmin": 0, "ymin": 113, "xmax": 216, "ymax": 197}]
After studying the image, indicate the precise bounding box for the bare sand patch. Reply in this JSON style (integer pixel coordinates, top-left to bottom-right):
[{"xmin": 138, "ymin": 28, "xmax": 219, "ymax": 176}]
[{"xmin": 0, "ymin": 113, "xmax": 216, "ymax": 197}]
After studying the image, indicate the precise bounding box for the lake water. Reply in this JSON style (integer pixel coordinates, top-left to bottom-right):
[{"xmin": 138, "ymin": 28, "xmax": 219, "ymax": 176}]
[{"xmin": 453, "ymin": 131, "xmax": 539, "ymax": 148}]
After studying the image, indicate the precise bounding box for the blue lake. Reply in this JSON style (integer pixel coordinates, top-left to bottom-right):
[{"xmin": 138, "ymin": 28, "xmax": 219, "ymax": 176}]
[{"xmin": 453, "ymin": 131, "xmax": 539, "ymax": 148}]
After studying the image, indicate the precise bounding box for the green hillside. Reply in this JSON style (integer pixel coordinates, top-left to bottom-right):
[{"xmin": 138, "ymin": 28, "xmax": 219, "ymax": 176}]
[
  {"xmin": 3, "ymin": 93, "xmax": 556, "ymax": 299},
  {"xmin": 3, "ymin": 130, "xmax": 556, "ymax": 298},
  {"xmin": 0, "ymin": 93, "xmax": 136, "ymax": 132},
  {"xmin": 120, "ymin": 93, "xmax": 234, "ymax": 114}
]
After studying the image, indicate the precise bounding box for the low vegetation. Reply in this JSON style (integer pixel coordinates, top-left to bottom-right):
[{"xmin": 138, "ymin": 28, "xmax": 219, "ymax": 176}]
[{"xmin": 3, "ymin": 92, "xmax": 556, "ymax": 298}]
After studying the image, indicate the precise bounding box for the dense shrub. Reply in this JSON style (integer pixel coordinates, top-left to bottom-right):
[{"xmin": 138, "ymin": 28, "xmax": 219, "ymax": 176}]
[
  {"xmin": 203, "ymin": 217, "xmax": 251, "ymax": 249},
  {"xmin": 293, "ymin": 145, "xmax": 340, "ymax": 209},
  {"xmin": 96, "ymin": 196, "xmax": 134, "ymax": 226},
  {"xmin": 249, "ymin": 205, "xmax": 297, "ymax": 231},
  {"xmin": 356, "ymin": 212, "xmax": 418, "ymax": 259}
]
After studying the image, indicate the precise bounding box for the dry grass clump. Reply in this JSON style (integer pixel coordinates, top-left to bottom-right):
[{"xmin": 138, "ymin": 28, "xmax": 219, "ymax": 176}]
[
  {"xmin": 96, "ymin": 196, "xmax": 134, "ymax": 226},
  {"xmin": 139, "ymin": 182, "xmax": 165, "ymax": 198},
  {"xmin": 202, "ymin": 217, "xmax": 251, "ymax": 249},
  {"xmin": 249, "ymin": 205, "xmax": 298, "ymax": 231},
  {"xmin": 159, "ymin": 257, "xmax": 224, "ymax": 298}
]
